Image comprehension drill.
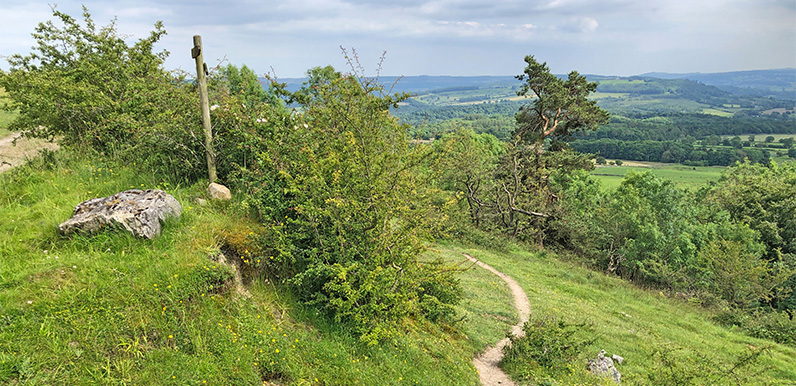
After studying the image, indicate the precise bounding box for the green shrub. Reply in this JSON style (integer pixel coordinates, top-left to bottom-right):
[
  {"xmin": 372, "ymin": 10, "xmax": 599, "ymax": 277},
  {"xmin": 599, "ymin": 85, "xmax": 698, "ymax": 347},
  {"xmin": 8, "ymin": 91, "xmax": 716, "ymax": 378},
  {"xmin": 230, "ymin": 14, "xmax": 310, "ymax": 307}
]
[
  {"xmin": 714, "ymin": 309, "xmax": 796, "ymax": 347},
  {"xmin": 0, "ymin": 7, "xmax": 205, "ymax": 182},
  {"xmin": 642, "ymin": 343, "xmax": 774, "ymax": 386},
  {"xmin": 216, "ymin": 65, "xmax": 461, "ymax": 344},
  {"xmin": 500, "ymin": 314, "xmax": 597, "ymax": 383}
]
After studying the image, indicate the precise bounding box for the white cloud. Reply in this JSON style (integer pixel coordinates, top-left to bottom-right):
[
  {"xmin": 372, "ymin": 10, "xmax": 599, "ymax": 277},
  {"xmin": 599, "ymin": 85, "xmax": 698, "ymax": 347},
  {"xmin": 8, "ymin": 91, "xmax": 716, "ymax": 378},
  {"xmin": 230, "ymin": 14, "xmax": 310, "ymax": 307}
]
[{"xmin": 0, "ymin": 0, "xmax": 793, "ymax": 77}]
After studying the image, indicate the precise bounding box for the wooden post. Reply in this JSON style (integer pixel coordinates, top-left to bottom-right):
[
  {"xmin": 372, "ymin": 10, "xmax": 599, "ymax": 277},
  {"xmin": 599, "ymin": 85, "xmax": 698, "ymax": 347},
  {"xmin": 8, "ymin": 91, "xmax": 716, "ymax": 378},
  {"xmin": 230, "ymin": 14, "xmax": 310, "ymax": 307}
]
[{"xmin": 192, "ymin": 35, "xmax": 217, "ymax": 183}]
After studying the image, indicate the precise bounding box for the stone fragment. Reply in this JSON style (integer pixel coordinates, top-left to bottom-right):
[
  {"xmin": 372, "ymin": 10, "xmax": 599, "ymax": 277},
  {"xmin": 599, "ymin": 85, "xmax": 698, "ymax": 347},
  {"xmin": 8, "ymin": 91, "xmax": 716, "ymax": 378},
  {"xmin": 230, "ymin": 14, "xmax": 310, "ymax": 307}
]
[
  {"xmin": 207, "ymin": 182, "xmax": 231, "ymax": 200},
  {"xmin": 587, "ymin": 349, "xmax": 621, "ymax": 384},
  {"xmin": 59, "ymin": 189, "xmax": 181, "ymax": 239}
]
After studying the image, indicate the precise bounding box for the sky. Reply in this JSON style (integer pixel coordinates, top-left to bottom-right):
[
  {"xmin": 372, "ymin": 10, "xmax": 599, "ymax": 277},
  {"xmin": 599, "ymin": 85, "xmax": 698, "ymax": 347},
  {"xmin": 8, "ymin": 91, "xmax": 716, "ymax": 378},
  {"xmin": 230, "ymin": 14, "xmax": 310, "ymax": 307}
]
[{"xmin": 1, "ymin": 0, "xmax": 795, "ymax": 78}]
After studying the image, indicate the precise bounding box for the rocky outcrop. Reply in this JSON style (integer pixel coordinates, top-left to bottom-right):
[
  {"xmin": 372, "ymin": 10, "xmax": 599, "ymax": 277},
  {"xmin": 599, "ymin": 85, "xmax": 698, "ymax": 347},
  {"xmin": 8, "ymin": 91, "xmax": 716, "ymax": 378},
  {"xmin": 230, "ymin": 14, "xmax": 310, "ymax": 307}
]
[
  {"xmin": 59, "ymin": 189, "xmax": 181, "ymax": 239},
  {"xmin": 588, "ymin": 349, "xmax": 621, "ymax": 384}
]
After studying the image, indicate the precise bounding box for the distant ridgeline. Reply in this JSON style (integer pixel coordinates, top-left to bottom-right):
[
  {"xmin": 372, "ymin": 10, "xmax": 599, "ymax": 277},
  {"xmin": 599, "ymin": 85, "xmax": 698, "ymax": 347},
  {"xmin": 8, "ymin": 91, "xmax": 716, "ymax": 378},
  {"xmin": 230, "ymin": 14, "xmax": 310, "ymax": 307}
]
[{"xmin": 266, "ymin": 69, "xmax": 796, "ymax": 165}]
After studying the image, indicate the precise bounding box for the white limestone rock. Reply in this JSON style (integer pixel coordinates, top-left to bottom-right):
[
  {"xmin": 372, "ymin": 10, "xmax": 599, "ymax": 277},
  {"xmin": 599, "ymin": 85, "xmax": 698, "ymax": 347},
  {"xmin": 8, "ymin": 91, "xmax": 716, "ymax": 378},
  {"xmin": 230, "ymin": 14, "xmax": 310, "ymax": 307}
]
[{"xmin": 59, "ymin": 189, "xmax": 181, "ymax": 239}]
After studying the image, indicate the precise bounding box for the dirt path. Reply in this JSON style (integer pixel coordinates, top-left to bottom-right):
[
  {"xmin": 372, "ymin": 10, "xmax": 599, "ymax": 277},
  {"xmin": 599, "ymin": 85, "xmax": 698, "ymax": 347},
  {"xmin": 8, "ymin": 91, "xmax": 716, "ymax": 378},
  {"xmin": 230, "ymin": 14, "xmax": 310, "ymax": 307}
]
[
  {"xmin": 0, "ymin": 132, "xmax": 59, "ymax": 174},
  {"xmin": 464, "ymin": 253, "xmax": 531, "ymax": 386}
]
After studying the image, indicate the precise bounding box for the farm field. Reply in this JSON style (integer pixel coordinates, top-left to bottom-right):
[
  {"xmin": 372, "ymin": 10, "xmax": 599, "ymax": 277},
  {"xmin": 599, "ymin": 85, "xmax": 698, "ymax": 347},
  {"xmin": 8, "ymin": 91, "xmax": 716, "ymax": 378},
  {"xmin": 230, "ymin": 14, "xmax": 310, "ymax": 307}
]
[
  {"xmin": 719, "ymin": 133, "xmax": 796, "ymax": 141},
  {"xmin": 591, "ymin": 162, "xmax": 725, "ymax": 189}
]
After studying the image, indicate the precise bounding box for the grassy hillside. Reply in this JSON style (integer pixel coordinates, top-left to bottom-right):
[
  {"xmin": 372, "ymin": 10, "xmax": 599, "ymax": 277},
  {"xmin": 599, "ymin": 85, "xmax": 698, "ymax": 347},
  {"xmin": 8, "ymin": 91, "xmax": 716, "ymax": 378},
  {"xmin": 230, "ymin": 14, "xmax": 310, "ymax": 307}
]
[
  {"xmin": 0, "ymin": 152, "xmax": 497, "ymax": 386},
  {"xmin": 439, "ymin": 243, "xmax": 796, "ymax": 385},
  {"xmin": 2, "ymin": 150, "xmax": 794, "ymax": 385}
]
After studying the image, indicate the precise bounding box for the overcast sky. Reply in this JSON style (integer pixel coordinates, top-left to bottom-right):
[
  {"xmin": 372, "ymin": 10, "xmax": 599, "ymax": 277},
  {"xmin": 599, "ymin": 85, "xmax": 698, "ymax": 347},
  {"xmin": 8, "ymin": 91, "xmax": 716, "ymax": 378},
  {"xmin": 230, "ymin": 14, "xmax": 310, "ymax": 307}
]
[{"xmin": 1, "ymin": 1, "xmax": 795, "ymax": 78}]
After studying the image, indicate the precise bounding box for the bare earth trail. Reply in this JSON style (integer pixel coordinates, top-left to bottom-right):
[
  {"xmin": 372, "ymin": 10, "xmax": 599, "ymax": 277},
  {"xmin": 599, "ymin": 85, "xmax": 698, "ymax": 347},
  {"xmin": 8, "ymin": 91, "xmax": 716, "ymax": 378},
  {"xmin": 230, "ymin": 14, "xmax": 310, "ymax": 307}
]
[
  {"xmin": 464, "ymin": 253, "xmax": 531, "ymax": 386},
  {"xmin": 0, "ymin": 132, "xmax": 59, "ymax": 174}
]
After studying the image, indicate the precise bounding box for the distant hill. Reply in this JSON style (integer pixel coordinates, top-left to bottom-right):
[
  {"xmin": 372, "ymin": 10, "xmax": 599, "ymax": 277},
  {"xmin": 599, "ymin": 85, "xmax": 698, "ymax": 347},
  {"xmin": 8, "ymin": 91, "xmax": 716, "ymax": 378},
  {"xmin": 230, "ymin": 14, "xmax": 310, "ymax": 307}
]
[
  {"xmin": 271, "ymin": 69, "xmax": 796, "ymax": 100},
  {"xmin": 639, "ymin": 69, "xmax": 796, "ymax": 100},
  {"xmin": 272, "ymin": 75, "xmax": 518, "ymax": 94}
]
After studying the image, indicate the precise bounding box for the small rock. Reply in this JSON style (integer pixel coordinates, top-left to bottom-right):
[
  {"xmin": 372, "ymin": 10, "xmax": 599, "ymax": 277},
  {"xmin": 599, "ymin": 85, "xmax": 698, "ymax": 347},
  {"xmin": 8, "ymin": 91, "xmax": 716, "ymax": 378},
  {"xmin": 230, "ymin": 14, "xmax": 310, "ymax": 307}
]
[
  {"xmin": 194, "ymin": 197, "xmax": 208, "ymax": 206},
  {"xmin": 207, "ymin": 182, "xmax": 231, "ymax": 201},
  {"xmin": 59, "ymin": 189, "xmax": 181, "ymax": 239},
  {"xmin": 612, "ymin": 354, "xmax": 624, "ymax": 364},
  {"xmin": 587, "ymin": 349, "xmax": 621, "ymax": 384}
]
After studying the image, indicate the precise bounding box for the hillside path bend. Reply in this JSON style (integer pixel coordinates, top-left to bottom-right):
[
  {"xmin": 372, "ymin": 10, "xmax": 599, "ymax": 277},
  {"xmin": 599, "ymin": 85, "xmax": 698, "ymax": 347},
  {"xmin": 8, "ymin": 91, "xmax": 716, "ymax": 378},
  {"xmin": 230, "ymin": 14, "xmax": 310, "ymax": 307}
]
[{"xmin": 464, "ymin": 253, "xmax": 531, "ymax": 386}]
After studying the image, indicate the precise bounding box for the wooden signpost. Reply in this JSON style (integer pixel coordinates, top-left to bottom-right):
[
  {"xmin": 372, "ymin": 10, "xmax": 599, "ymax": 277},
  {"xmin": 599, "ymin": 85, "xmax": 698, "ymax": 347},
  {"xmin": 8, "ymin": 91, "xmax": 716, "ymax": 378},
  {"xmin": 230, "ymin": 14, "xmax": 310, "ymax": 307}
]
[{"xmin": 192, "ymin": 35, "xmax": 217, "ymax": 183}]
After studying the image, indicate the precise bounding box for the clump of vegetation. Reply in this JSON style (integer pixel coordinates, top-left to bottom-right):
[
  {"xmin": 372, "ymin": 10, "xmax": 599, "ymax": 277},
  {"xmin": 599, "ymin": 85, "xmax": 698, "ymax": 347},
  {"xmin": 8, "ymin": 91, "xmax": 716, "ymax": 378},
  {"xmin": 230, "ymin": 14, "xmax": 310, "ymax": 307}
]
[
  {"xmin": 714, "ymin": 310, "xmax": 796, "ymax": 347},
  {"xmin": 217, "ymin": 61, "xmax": 462, "ymax": 344},
  {"xmin": 641, "ymin": 343, "xmax": 775, "ymax": 386},
  {"xmin": 500, "ymin": 314, "xmax": 599, "ymax": 384},
  {"xmin": 0, "ymin": 6, "xmax": 205, "ymax": 181},
  {"xmin": 0, "ymin": 6, "xmax": 463, "ymax": 346}
]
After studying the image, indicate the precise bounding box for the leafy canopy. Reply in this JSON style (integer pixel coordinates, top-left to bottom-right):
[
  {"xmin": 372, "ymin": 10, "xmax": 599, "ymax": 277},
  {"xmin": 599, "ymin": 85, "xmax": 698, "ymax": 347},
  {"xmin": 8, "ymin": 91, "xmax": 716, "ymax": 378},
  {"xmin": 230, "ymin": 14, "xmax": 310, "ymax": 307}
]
[{"xmin": 514, "ymin": 55, "xmax": 609, "ymax": 144}]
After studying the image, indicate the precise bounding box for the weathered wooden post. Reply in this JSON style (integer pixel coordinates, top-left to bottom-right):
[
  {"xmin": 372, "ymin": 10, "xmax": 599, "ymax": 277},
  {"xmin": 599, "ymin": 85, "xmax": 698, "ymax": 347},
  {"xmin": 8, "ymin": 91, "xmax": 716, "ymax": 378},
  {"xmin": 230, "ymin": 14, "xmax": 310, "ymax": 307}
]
[{"xmin": 192, "ymin": 35, "xmax": 217, "ymax": 183}]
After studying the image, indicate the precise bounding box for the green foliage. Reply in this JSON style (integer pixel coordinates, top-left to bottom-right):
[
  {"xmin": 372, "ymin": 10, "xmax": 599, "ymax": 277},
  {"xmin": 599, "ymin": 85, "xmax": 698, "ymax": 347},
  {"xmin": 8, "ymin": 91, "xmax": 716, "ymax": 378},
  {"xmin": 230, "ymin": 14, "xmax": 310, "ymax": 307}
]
[
  {"xmin": 500, "ymin": 314, "xmax": 596, "ymax": 383},
  {"xmin": 515, "ymin": 55, "xmax": 610, "ymax": 143},
  {"xmin": 571, "ymin": 137, "xmax": 772, "ymax": 166},
  {"xmin": 431, "ymin": 128, "xmax": 504, "ymax": 228},
  {"xmin": 216, "ymin": 64, "xmax": 281, "ymax": 107},
  {"xmin": 642, "ymin": 343, "xmax": 775, "ymax": 386},
  {"xmin": 696, "ymin": 239, "xmax": 769, "ymax": 308},
  {"xmin": 0, "ymin": 7, "xmax": 205, "ymax": 181},
  {"xmin": 707, "ymin": 161, "xmax": 796, "ymax": 313},
  {"xmin": 219, "ymin": 63, "xmax": 461, "ymax": 344},
  {"xmin": 547, "ymin": 168, "xmax": 791, "ymax": 316}
]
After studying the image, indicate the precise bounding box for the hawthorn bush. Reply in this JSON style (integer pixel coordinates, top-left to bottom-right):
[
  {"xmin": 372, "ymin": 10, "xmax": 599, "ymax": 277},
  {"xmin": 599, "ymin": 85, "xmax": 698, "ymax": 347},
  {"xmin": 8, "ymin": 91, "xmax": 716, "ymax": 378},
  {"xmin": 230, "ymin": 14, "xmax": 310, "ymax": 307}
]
[
  {"xmin": 0, "ymin": 7, "xmax": 205, "ymax": 181},
  {"xmin": 216, "ymin": 67, "xmax": 461, "ymax": 344}
]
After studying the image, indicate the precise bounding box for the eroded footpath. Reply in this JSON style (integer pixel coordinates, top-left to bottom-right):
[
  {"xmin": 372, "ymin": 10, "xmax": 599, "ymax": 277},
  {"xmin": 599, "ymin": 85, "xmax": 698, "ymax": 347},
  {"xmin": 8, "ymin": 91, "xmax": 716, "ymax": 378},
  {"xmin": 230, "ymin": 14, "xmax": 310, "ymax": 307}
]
[{"xmin": 464, "ymin": 253, "xmax": 531, "ymax": 386}]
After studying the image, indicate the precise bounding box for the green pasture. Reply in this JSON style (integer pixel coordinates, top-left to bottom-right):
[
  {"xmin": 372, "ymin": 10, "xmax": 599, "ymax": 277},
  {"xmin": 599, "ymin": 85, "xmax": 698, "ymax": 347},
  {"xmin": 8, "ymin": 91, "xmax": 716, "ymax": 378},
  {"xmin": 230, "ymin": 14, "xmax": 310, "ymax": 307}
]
[
  {"xmin": 720, "ymin": 133, "xmax": 796, "ymax": 141},
  {"xmin": 414, "ymin": 85, "xmax": 519, "ymax": 106},
  {"xmin": 591, "ymin": 164, "xmax": 724, "ymax": 190},
  {"xmin": 701, "ymin": 108, "xmax": 735, "ymax": 117}
]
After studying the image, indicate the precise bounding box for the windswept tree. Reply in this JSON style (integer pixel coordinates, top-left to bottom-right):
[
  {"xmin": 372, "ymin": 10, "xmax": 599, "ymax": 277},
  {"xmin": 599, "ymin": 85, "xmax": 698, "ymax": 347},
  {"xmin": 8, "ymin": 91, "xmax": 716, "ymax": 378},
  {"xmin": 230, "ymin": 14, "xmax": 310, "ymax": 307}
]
[
  {"xmin": 514, "ymin": 55, "xmax": 609, "ymax": 146},
  {"xmin": 486, "ymin": 56, "xmax": 609, "ymax": 242}
]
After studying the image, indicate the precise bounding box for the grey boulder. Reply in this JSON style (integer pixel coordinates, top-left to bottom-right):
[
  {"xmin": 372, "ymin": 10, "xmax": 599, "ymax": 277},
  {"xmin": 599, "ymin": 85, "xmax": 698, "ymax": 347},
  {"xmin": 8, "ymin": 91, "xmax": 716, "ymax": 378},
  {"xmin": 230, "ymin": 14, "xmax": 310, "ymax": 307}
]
[
  {"xmin": 59, "ymin": 189, "xmax": 181, "ymax": 239},
  {"xmin": 587, "ymin": 349, "xmax": 621, "ymax": 384}
]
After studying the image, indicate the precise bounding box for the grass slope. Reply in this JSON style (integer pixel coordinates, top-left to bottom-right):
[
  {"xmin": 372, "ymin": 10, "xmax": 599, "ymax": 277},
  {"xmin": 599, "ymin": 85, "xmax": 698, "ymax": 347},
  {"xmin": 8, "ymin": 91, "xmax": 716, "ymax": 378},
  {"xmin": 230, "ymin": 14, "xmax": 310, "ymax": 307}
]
[
  {"xmin": 2, "ymin": 151, "xmax": 794, "ymax": 385},
  {"xmin": 0, "ymin": 152, "xmax": 491, "ymax": 386},
  {"xmin": 440, "ymin": 242, "xmax": 796, "ymax": 385}
]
